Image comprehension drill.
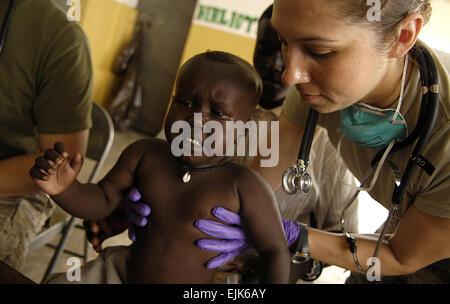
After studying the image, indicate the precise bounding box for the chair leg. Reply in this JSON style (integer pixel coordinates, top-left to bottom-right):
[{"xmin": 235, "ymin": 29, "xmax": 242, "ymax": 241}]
[
  {"xmin": 76, "ymin": 222, "xmax": 90, "ymax": 264},
  {"xmin": 84, "ymin": 234, "xmax": 90, "ymax": 265},
  {"xmin": 41, "ymin": 216, "xmax": 77, "ymax": 283}
]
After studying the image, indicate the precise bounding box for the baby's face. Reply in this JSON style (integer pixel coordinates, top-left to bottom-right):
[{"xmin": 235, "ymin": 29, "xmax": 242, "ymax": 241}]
[{"xmin": 165, "ymin": 58, "xmax": 256, "ymax": 166}]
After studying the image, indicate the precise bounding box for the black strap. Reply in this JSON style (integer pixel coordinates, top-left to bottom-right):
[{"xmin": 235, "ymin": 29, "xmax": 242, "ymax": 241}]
[
  {"xmin": 411, "ymin": 154, "xmax": 435, "ymax": 176},
  {"xmin": 298, "ymin": 109, "xmax": 319, "ymax": 163},
  {"xmin": 293, "ymin": 224, "xmax": 309, "ymax": 258}
]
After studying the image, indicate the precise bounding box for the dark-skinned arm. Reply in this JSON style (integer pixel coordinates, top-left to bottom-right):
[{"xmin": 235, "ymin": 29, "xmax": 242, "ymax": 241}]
[
  {"xmin": 31, "ymin": 140, "xmax": 146, "ymax": 221},
  {"xmin": 306, "ymin": 204, "xmax": 450, "ymax": 276},
  {"xmin": 0, "ymin": 131, "xmax": 89, "ymax": 198},
  {"xmin": 238, "ymin": 167, "xmax": 290, "ymax": 284}
]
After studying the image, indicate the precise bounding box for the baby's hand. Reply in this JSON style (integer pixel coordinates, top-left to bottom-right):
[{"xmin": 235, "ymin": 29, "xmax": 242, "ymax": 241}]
[{"xmin": 29, "ymin": 141, "xmax": 83, "ymax": 195}]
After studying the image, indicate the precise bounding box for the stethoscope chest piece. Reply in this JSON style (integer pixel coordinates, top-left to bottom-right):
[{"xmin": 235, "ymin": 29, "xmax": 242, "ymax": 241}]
[
  {"xmin": 282, "ymin": 108, "xmax": 318, "ymax": 195},
  {"xmin": 282, "ymin": 165, "xmax": 312, "ymax": 194}
]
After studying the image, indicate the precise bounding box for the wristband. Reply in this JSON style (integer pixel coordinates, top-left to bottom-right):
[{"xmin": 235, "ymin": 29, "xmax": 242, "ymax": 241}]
[{"xmin": 291, "ymin": 223, "xmax": 310, "ymax": 264}]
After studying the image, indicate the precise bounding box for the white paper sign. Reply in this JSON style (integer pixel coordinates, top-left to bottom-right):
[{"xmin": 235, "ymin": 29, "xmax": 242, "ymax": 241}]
[
  {"xmin": 114, "ymin": 0, "xmax": 139, "ymax": 9},
  {"xmin": 192, "ymin": 0, "xmax": 274, "ymax": 38}
]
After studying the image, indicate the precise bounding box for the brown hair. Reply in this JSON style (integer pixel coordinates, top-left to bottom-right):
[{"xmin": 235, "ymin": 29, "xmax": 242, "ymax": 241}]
[{"xmin": 335, "ymin": 0, "xmax": 432, "ymax": 52}]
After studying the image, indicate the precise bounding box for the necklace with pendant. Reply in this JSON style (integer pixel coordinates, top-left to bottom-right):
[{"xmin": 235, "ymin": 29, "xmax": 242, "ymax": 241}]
[{"xmin": 180, "ymin": 159, "xmax": 235, "ymax": 183}]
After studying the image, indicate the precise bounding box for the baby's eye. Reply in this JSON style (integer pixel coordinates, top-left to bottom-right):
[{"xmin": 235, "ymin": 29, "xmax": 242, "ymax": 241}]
[
  {"xmin": 174, "ymin": 98, "xmax": 193, "ymax": 108},
  {"xmin": 211, "ymin": 109, "xmax": 231, "ymax": 120}
]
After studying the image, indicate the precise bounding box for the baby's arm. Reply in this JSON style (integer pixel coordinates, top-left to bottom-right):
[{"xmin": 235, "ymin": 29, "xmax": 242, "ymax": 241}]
[
  {"xmin": 30, "ymin": 140, "xmax": 147, "ymax": 220},
  {"xmin": 237, "ymin": 168, "xmax": 290, "ymax": 284}
]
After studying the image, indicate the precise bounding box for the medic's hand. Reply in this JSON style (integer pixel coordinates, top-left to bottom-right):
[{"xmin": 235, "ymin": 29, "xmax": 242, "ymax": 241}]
[
  {"xmin": 195, "ymin": 207, "xmax": 250, "ymax": 269},
  {"xmin": 125, "ymin": 187, "xmax": 151, "ymax": 242},
  {"xmin": 195, "ymin": 207, "xmax": 300, "ymax": 269},
  {"xmin": 84, "ymin": 187, "xmax": 150, "ymax": 252}
]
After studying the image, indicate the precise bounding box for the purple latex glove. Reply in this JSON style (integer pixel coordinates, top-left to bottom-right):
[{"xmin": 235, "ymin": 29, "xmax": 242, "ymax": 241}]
[
  {"xmin": 126, "ymin": 187, "xmax": 151, "ymax": 242},
  {"xmin": 195, "ymin": 206, "xmax": 300, "ymax": 269},
  {"xmin": 282, "ymin": 218, "xmax": 301, "ymax": 246}
]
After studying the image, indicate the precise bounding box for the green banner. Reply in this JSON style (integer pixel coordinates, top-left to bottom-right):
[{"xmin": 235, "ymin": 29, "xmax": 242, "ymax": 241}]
[{"xmin": 195, "ymin": 5, "xmax": 259, "ymax": 34}]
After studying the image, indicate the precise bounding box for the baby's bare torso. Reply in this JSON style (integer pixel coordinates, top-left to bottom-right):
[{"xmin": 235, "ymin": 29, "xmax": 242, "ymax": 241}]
[{"xmin": 126, "ymin": 139, "xmax": 242, "ymax": 283}]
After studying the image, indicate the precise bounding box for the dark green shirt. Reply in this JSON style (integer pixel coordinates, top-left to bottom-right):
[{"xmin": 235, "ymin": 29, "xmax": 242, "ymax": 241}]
[{"xmin": 0, "ymin": 0, "xmax": 93, "ymax": 160}]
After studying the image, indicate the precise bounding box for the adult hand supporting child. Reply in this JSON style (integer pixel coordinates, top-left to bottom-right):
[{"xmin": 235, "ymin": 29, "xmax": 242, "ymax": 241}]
[
  {"xmin": 195, "ymin": 206, "xmax": 301, "ymax": 268},
  {"xmin": 125, "ymin": 187, "xmax": 151, "ymax": 242},
  {"xmin": 88, "ymin": 187, "xmax": 299, "ymax": 266},
  {"xmin": 125, "ymin": 188, "xmax": 301, "ymax": 268},
  {"xmin": 125, "ymin": 188, "xmax": 301, "ymax": 269},
  {"xmin": 85, "ymin": 187, "xmax": 150, "ymax": 252}
]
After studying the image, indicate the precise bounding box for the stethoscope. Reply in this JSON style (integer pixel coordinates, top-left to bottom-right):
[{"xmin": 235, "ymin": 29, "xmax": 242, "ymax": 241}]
[
  {"xmin": 282, "ymin": 43, "xmax": 441, "ymax": 273},
  {"xmin": 0, "ymin": 0, "xmax": 15, "ymax": 57}
]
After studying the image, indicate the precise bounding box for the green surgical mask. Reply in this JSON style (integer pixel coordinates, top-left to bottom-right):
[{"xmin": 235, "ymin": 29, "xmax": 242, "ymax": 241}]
[
  {"xmin": 340, "ymin": 54, "xmax": 409, "ymax": 150},
  {"xmin": 340, "ymin": 103, "xmax": 408, "ymax": 149}
]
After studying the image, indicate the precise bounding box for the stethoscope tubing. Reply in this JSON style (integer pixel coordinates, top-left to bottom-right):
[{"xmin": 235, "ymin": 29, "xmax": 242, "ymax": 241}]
[
  {"xmin": 298, "ymin": 109, "xmax": 318, "ymax": 163},
  {"xmin": 392, "ymin": 46, "xmax": 440, "ymax": 205}
]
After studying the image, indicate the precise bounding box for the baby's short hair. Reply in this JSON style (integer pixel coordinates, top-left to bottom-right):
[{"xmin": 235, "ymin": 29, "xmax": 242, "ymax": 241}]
[{"xmin": 181, "ymin": 51, "xmax": 263, "ymax": 105}]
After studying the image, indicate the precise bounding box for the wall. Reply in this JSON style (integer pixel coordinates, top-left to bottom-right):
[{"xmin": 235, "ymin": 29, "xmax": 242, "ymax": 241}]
[
  {"xmin": 419, "ymin": 0, "xmax": 450, "ymax": 53},
  {"xmin": 54, "ymin": 0, "xmax": 195, "ymax": 136},
  {"xmin": 54, "ymin": 0, "xmax": 139, "ymax": 107},
  {"xmin": 81, "ymin": 0, "xmax": 139, "ymax": 107},
  {"xmin": 132, "ymin": 0, "xmax": 198, "ymax": 136}
]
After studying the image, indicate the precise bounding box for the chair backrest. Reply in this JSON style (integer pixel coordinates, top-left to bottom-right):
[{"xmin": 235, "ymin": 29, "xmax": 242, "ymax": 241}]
[{"xmin": 85, "ymin": 103, "xmax": 115, "ymax": 183}]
